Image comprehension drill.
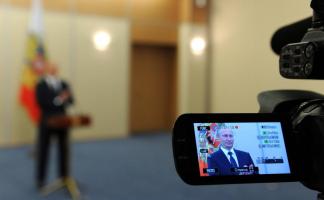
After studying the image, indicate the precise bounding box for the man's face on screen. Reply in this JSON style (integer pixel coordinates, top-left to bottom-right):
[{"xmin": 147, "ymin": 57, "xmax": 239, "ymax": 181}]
[{"xmin": 219, "ymin": 129, "xmax": 234, "ymax": 150}]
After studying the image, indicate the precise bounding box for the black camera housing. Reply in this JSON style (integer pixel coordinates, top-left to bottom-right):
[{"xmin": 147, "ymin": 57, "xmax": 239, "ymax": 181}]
[
  {"xmin": 258, "ymin": 90, "xmax": 324, "ymax": 192},
  {"xmin": 279, "ymin": 0, "xmax": 324, "ymax": 79},
  {"xmin": 279, "ymin": 29, "xmax": 324, "ymax": 79}
]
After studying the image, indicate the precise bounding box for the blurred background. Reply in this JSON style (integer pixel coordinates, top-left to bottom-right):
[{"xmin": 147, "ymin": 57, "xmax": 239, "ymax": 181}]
[
  {"xmin": 0, "ymin": 0, "xmax": 210, "ymax": 145},
  {"xmin": 0, "ymin": 0, "xmax": 321, "ymax": 199}
]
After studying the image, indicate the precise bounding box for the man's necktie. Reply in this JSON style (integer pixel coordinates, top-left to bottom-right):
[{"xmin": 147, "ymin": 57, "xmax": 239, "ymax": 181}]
[{"xmin": 228, "ymin": 152, "xmax": 238, "ymax": 167}]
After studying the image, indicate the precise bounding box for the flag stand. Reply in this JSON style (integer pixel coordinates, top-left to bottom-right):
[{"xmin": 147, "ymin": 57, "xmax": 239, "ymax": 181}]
[
  {"xmin": 39, "ymin": 115, "xmax": 91, "ymax": 200},
  {"xmin": 40, "ymin": 176, "xmax": 81, "ymax": 200}
]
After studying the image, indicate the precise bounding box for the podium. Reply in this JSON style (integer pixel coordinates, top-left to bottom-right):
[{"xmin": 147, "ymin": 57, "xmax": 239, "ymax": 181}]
[
  {"xmin": 40, "ymin": 115, "xmax": 91, "ymax": 200},
  {"xmin": 46, "ymin": 115, "xmax": 91, "ymax": 129}
]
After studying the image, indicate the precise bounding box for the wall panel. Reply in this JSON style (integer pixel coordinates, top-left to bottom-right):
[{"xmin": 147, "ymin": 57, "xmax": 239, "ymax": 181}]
[
  {"xmin": 73, "ymin": 15, "xmax": 130, "ymax": 139},
  {"xmin": 7, "ymin": 0, "xmax": 205, "ymax": 45},
  {"xmin": 210, "ymin": 0, "xmax": 313, "ymax": 112},
  {"xmin": 178, "ymin": 23, "xmax": 208, "ymax": 114}
]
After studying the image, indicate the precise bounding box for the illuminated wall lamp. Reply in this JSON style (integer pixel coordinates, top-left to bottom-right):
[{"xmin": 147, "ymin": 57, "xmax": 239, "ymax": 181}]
[
  {"xmin": 93, "ymin": 31, "xmax": 111, "ymax": 51},
  {"xmin": 190, "ymin": 37, "xmax": 206, "ymax": 55}
]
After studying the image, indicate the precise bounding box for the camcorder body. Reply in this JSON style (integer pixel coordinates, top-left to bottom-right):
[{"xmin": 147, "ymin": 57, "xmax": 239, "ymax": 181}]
[
  {"xmin": 173, "ymin": 111, "xmax": 324, "ymax": 190},
  {"xmin": 172, "ymin": 0, "xmax": 324, "ymax": 198},
  {"xmin": 279, "ymin": 31, "xmax": 324, "ymax": 79},
  {"xmin": 173, "ymin": 113, "xmax": 297, "ymax": 185},
  {"xmin": 258, "ymin": 90, "xmax": 324, "ymax": 193},
  {"xmin": 279, "ymin": 0, "xmax": 324, "ymax": 79}
]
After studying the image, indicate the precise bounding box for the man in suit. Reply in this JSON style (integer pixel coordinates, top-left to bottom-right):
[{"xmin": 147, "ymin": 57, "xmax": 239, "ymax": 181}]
[
  {"xmin": 35, "ymin": 63, "xmax": 74, "ymax": 188},
  {"xmin": 207, "ymin": 128, "xmax": 256, "ymax": 176}
]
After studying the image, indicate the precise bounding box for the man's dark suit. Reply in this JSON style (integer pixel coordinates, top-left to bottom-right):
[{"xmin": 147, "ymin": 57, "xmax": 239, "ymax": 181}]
[
  {"xmin": 207, "ymin": 148, "xmax": 255, "ymax": 176},
  {"xmin": 36, "ymin": 77, "xmax": 73, "ymax": 186}
]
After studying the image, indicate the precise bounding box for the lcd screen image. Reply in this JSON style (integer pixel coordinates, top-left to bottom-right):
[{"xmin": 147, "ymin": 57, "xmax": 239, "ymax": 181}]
[{"xmin": 193, "ymin": 122, "xmax": 291, "ymax": 177}]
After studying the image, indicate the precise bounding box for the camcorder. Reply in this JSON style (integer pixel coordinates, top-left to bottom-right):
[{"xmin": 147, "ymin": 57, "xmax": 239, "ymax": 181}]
[
  {"xmin": 279, "ymin": 1, "xmax": 324, "ymax": 79},
  {"xmin": 172, "ymin": 1, "xmax": 324, "ymax": 199}
]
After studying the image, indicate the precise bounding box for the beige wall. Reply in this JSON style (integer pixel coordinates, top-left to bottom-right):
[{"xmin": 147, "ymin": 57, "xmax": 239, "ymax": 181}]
[
  {"xmin": 178, "ymin": 22, "xmax": 208, "ymax": 114},
  {"xmin": 210, "ymin": 0, "xmax": 319, "ymax": 112},
  {"xmin": 71, "ymin": 15, "xmax": 130, "ymax": 140},
  {"xmin": 0, "ymin": 5, "xmax": 10, "ymax": 146},
  {"xmin": 0, "ymin": 3, "xmax": 208, "ymax": 146},
  {"xmin": 0, "ymin": 5, "xmax": 130, "ymax": 145}
]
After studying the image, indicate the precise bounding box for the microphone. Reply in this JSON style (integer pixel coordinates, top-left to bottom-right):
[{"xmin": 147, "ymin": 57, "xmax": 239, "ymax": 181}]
[{"xmin": 271, "ymin": 17, "xmax": 312, "ymax": 55}]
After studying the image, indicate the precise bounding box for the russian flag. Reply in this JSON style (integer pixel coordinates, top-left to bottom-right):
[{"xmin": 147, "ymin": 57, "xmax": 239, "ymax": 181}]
[{"xmin": 19, "ymin": 0, "xmax": 47, "ymax": 124}]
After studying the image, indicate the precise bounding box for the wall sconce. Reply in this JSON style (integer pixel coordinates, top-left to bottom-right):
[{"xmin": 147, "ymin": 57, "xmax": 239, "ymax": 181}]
[
  {"xmin": 93, "ymin": 31, "xmax": 111, "ymax": 51},
  {"xmin": 195, "ymin": 0, "xmax": 207, "ymax": 8},
  {"xmin": 190, "ymin": 36, "xmax": 206, "ymax": 55}
]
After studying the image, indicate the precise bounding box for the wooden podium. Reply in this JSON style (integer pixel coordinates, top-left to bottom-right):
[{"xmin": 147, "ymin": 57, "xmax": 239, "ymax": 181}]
[
  {"xmin": 40, "ymin": 115, "xmax": 91, "ymax": 200},
  {"xmin": 46, "ymin": 114, "xmax": 91, "ymax": 129}
]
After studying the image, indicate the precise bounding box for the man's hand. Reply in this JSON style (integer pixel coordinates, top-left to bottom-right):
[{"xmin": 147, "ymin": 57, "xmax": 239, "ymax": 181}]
[{"xmin": 59, "ymin": 90, "xmax": 71, "ymax": 102}]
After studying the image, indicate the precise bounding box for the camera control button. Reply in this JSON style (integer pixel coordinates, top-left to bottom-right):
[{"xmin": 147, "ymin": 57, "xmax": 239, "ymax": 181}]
[
  {"xmin": 178, "ymin": 156, "xmax": 189, "ymax": 160},
  {"xmin": 305, "ymin": 43, "xmax": 315, "ymax": 58},
  {"xmin": 304, "ymin": 63, "xmax": 313, "ymax": 76},
  {"xmin": 176, "ymin": 138, "xmax": 186, "ymax": 143}
]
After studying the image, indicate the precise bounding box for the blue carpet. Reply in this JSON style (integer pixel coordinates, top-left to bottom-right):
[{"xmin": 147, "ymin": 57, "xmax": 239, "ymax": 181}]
[{"xmin": 0, "ymin": 134, "xmax": 317, "ymax": 200}]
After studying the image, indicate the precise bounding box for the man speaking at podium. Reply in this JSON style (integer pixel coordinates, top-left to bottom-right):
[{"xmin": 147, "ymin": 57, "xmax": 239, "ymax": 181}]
[{"xmin": 35, "ymin": 63, "xmax": 74, "ymax": 189}]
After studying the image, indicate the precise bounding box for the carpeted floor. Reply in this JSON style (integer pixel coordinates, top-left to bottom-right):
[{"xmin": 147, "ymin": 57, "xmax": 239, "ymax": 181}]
[{"xmin": 0, "ymin": 133, "xmax": 317, "ymax": 200}]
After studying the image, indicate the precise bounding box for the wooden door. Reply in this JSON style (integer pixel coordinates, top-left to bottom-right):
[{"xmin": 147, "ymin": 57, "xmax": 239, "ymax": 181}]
[{"xmin": 130, "ymin": 44, "xmax": 177, "ymax": 134}]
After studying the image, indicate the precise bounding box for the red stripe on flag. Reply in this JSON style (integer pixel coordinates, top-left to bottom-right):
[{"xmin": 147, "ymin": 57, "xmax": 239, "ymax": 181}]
[
  {"xmin": 199, "ymin": 158, "xmax": 208, "ymax": 176},
  {"xmin": 19, "ymin": 84, "xmax": 40, "ymax": 123}
]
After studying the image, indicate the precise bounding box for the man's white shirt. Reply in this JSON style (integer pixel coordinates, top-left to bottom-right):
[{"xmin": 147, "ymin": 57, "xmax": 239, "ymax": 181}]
[
  {"xmin": 45, "ymin": 76, "xmax": 64, "ymax": 106},
  {"xmin": 45, "ymin": 76, "xmax": 62, "ymax": 91}
]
